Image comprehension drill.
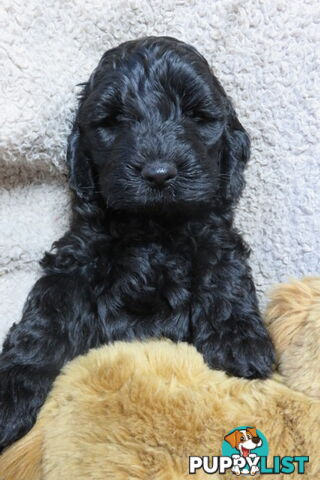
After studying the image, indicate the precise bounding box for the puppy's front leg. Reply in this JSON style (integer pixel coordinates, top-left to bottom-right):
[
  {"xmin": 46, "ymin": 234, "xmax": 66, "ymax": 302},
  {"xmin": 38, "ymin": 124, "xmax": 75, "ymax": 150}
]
[
  {"xmin": 0, "ymin": 274, "xmax": 99, "ymax": 451},
  {"xmin": 192, "ymin": 272, "xmax": 274, "ymax": 379}
]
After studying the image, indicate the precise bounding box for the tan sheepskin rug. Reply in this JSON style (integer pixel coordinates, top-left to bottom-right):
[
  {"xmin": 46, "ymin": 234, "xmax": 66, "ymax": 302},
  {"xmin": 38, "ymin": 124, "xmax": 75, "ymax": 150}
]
[
  {"xmin": 266, "ymin": 277, "xmax": 320, "ymax": 399},
  {"xmin": 1, "ymin": 278, "xmax": 320, "ymax": 479}
]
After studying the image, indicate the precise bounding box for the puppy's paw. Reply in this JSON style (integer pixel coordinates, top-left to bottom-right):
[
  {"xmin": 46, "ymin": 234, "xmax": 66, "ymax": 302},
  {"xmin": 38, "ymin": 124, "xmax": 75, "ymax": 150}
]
[
  {"xmin": 228, "ymin": 334, "xmax": 275, "ymax": 379},
  {"xmin": 0, "ymin": 403, "xmax": 31, "ymax": 451},
  {"xmin": 231, "ymin": 465, "xmax": 241, "ymax": 476},
  {"xmin": 202, "ymin": 317, "xmax": 275, "ymax": 379},
  {"xmin": 250, "ymin": 465, "xmax": 259, "ymax": 475},
  {"xmin": 0, "ymin": 374, "xmax": 38, "ymax": 451},
  {"xmin": 0, "ymin": 408, "xmax": 19, "ymax": 451},
  {"xmin": 231, "ymin": 454, "xmax": 243, "ymax": 476}
]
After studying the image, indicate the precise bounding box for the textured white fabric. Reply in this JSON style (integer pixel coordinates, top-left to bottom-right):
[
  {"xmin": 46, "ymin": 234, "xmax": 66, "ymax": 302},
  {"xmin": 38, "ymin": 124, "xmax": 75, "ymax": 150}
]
[{"xmin": 1, "ymin": 0, "xmax": 319, "ymax": 343}]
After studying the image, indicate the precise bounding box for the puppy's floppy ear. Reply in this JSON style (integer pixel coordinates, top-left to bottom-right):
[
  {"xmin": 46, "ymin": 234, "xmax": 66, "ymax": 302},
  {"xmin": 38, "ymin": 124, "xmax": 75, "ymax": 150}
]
[
  {"xmin": 247, "ymin": 427, "xmax": 258, "ymax": 438},
  {"xmin": 220, "ymin": 107, "xmax": 250, "ymax": 204},
  {"xmin": 67, "ymin": 125, "xmax": 95, "ymax": 201},
  {"xmin": 224, "ymin": 430, "xmax": 239, "ymax": 449}
]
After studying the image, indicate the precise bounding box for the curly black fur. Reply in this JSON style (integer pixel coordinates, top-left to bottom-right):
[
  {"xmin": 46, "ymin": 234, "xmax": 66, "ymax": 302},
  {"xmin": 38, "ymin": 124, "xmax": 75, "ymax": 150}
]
[{"xmin": 0, "ymin": 37, "xmax": 274, "ymax": 451}]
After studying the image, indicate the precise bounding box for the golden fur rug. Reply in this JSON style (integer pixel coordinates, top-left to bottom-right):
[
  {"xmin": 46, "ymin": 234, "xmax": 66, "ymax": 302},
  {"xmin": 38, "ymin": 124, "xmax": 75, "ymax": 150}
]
[
  {"xmin": 1, "ymin": 278, "xmax": 320, "ymax": 479},
  {"xmin": 266, "ymin": 277, "xmax": 320, "ymax": 399}
]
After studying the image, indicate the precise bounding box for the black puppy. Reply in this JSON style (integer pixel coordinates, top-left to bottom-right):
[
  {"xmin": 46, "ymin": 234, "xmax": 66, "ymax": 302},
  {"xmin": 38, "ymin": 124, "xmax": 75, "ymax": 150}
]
[{"xmin": 0, "ymin": 37, "xmax": 274, "ymax": 450}]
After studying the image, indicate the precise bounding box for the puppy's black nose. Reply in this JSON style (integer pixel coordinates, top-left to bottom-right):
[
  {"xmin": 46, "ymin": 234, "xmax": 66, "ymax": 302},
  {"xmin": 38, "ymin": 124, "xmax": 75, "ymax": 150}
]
[
  {"xmin": 141, "ymin": 162, "xmax": 177, "ymax": 186},
  {"xmin": 252, "ymin": 437, "xmax": 261, "ymax": 444}
]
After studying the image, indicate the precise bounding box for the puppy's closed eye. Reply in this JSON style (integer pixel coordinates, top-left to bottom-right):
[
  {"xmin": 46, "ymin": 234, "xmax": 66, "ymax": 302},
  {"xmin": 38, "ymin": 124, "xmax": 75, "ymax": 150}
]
[
  {"xmin": 186, "ymin": 110, "xmax": 224, "ymax": 146},
  {"xmin": 187, "ymin": 110, "xmax": 215, "ymax": 122},
  {"xmin": 98, "ymin": 114, "xmax": 123, "ymax": 129},
  {"xmin": 185, "ymin": 105, "xmax": 223, "ymax": 126}
]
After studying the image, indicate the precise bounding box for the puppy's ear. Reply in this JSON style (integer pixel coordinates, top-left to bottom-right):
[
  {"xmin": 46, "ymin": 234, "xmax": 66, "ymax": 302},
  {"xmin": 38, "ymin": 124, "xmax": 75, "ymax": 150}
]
[
  {"xmin": 247, "ymin": 427, "xmax": 258, "ymax": 438},
  {"xmin": 67, "ymin": 126, "xmax": 95, "ymax": 201},
  {"xmin": 224, "ymin": 430, "xmax": 238, "ymax": 449},
  {"xmin": 220, "ymin": 109, "xmax": 250, "ymax": 204}
]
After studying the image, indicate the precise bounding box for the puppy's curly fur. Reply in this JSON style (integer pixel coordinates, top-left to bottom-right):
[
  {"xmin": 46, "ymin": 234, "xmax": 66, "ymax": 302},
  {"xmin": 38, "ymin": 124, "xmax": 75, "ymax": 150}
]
[{"xmin": 0, "ymin": 36, "xmax": 274, "ymax": 450}]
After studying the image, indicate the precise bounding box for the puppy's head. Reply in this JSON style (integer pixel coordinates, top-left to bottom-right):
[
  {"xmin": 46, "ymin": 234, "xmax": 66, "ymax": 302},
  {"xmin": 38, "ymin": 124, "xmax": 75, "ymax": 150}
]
[
  {"xmin": 68, "ymin": 37, "xmax": 250, "ymax": 214},
  {"xmin": 224, "ymin": 427, "xmax": 262, "ymax": 454}
]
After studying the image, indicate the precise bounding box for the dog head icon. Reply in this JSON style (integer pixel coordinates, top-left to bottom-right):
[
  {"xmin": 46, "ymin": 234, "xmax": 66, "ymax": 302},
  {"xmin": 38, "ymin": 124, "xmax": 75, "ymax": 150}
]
[{"xmin": 224, "ymin": 427, "xmax": 262, "ymax": 457}]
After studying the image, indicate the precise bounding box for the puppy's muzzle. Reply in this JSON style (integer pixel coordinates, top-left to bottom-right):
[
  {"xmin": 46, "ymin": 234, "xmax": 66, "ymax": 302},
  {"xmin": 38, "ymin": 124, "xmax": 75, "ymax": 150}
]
[{"xmin": 141, "ymin": 162, "xmax": 177, "ymax": 186}]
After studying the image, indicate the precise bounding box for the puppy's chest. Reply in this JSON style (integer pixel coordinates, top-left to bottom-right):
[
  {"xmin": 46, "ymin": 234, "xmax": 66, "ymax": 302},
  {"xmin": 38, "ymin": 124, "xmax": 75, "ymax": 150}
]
[{"xmin": 95, "ymin": 241, "xmax": 194, "ymax": 319}]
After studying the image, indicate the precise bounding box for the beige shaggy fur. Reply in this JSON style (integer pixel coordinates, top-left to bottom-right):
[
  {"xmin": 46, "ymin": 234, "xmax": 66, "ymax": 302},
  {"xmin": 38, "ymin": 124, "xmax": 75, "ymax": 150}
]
[
  {"xmin": 1, "ymin": 278, "xmax": 320, "ymax": 479},
  {"xmin": 266, "ymin": 277, "xmax": 320, "ymax": 398}
]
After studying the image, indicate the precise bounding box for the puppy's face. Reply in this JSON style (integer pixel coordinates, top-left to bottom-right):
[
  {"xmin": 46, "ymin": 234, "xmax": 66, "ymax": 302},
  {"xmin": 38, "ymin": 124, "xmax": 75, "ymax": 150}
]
[
  {"xmin": 69, "ymin": 37, "xmax": 250, "ymax": 213},
  {"xmin": 224, "ymin": 427, "xmax": 262, "ymax": 455}
]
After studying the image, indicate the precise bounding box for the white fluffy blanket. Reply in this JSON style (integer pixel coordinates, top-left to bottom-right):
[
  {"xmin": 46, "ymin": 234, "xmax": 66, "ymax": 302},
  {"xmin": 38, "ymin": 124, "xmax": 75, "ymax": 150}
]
[{"xmin": 1, "ymin": 0, "xmax": 319, "ymax": 343}]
